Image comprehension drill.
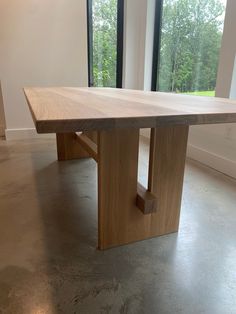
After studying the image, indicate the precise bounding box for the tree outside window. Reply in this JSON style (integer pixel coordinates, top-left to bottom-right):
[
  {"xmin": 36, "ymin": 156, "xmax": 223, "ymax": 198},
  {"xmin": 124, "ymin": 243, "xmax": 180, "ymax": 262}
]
[{"xmin": 155, "ymin": 0, "xmax": 226, "ymax": 96}]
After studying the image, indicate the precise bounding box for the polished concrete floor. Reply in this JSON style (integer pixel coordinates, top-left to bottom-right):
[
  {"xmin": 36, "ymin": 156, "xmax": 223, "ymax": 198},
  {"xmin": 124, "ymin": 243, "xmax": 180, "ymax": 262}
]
[{"xmin": 0, "ymin": 138, "xmax": 236, "ymax": 314}]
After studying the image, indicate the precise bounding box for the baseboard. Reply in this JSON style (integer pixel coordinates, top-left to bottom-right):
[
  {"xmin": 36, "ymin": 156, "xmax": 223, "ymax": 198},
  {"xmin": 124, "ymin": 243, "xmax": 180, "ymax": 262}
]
[
  {"xmin": 140, "ymin": 133, "xmax": 236, "ymax": 179},
  {"xmin": 187, "ymin": 144, "xmax": 236, "ymax": 179},
  {"xmin": 5, "ymin": 128, "xmax": 55, "ymax": 140}
]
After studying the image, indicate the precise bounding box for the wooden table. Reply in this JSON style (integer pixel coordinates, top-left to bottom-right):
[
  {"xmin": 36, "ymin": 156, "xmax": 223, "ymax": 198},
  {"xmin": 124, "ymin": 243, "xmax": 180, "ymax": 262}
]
[{"xmin": 24, "ymin": 87, "xmax": 236, "ymax": 249}]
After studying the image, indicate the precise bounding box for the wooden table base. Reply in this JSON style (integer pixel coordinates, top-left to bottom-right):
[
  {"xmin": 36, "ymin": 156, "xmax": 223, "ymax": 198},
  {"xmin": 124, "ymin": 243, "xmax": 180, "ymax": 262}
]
[{"xmin": 56, "ymin": 126, "xmax": 189, "ymax": 250}]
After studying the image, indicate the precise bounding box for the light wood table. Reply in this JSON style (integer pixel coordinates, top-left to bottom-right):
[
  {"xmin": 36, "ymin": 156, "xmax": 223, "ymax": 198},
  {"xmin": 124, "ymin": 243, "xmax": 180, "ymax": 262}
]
[{"xmin": 24, "ymin": 87, "xmax": 236, "ymax": 249}]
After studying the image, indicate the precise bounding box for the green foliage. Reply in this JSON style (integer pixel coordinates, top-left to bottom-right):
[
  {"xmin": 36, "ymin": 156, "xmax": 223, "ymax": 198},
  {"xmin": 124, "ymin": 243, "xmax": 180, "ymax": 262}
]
[
  {"xmin": 91, "ymin": 0, "xmax": 225, "ymax": 92},
  {"xmin": 158, "ymin": 0, "xmax": 225, "ymax": 93},
  {"xmin": 92, "ymin": 0, "xmax": 117, "ymax": 87},
  {"xmin": 183, "ymin": 90, "xmax": 215, "ymax": 96}
]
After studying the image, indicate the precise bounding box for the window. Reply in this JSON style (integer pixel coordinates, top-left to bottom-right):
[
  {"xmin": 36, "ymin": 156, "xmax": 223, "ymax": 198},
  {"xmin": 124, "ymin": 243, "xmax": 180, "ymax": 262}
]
[
  {"xmin": 87, "ymin": 0, "xmax": 124, "ymax": 88},
  {"xmin": 152, "ymin": 0, "xmax": 227, "ymax": 96}
]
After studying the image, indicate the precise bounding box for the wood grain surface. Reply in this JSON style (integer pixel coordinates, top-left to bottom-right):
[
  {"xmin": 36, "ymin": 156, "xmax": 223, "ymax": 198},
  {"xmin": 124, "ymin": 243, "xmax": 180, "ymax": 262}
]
[
  {"xmin": 56, "ymin": 133, "xmax": 90, "ymax": 161},
  {"xmin": 76, "ymin": 133, "xmax": 98, "ymax": 162},
  {"xmin": 148, "ymin": 125, "xmax": 189, "ymax": 234},
  {"xmin": 24, "ymin": 87, "xmax": 236, "ymax": 133},
  {"xmin": 97, "ymin": 126, "xmax": 189, "ymax": 249}
]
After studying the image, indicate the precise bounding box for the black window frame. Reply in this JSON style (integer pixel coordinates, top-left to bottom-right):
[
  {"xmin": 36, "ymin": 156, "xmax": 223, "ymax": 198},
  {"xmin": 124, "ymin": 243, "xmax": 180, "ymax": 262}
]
[
  {"xmin": 151, "ymin": 0, "xmax": 163, "ymax": 91},
  {"xmin": 87, "ymin": 0, "xmax": 124, "ymax": 88}
]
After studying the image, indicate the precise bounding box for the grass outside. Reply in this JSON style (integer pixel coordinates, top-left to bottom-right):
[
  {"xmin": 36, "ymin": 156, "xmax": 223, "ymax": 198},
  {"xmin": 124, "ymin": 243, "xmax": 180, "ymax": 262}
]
[{"xmin": 182, "ymin": 90, "xmax": 215, "ymax": 97}]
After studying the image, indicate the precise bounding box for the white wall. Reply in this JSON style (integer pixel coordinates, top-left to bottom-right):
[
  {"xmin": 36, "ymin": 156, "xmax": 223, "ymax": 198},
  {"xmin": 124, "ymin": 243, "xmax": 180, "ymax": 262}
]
[
  {"xmin": 123, "ymin": 0, "xmax": 148, "ymax": 90},
  {"xmin": 123, "ymin": 0, "xmax": 155, "ymax": 91},
  {"xmin": 143, "ymin": 0, "xmax": 156, "ymax": 91},
  {"xmin": 229, "ymin": 56, "xmax": 236, "ymax": 99},
  {"xmin": 0, "ymin": 0, "xmax": 88, "ymax": 139},
  {"xmin": 188, "ymin": 0, "xmax": 236, "ymax": 178},
  {"xmin": 0, "ymin": 81, "xmax": 6, "ymax": 136},
  {"xmin": 123, "ymin": 0, "xmax": 154, "ymax": 138}
]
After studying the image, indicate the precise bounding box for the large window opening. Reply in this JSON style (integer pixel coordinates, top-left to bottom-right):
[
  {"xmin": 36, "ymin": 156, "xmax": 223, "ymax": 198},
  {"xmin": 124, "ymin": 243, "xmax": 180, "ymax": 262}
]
[
  {"xmin": 87, "ymin": 0, "xmax": 124, "ymax": 88},
  {"xmin": 152, "ymin": 0, "xmax": 227, "ymax": 96}
]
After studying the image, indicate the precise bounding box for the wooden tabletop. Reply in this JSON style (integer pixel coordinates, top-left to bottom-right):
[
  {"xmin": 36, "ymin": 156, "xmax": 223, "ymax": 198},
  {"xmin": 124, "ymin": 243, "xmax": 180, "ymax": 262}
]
[{"xmin": 24, "ymin": 87, "xmax": 236, "ymax": 133}]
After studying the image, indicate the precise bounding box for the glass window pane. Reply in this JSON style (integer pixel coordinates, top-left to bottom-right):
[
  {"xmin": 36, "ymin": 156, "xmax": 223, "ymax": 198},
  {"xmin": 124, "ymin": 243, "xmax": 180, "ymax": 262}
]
[
  {"xmin": 157, "ymin": 0, "xmax": 227, "ymax": 96},
  {"xmin": 92, "ymin": 0, "xmax": 118, "ymax": 87}
]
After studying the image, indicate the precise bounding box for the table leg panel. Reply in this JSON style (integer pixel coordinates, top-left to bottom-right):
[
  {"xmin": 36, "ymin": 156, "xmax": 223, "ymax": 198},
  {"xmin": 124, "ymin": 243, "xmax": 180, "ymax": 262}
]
[
  {"xmin": 56, "ymin": 132, "xmax": 91, "ymax": 161},
  {"xmin": 98, "ymin": 128, "xmax": 143, "ymax": 249},
  {"xmin": 148, "ymin": 125, "xmax": 189, "ymax": 235},
  {"xmin": 97, "ymin": 126, "xmax": 189, "ymax": 249}
]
